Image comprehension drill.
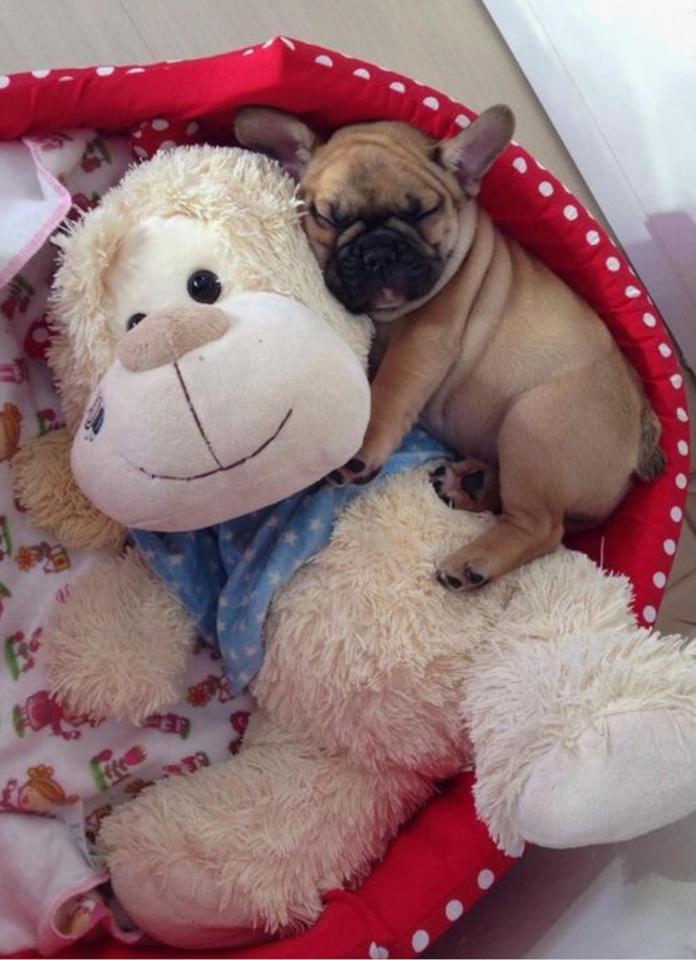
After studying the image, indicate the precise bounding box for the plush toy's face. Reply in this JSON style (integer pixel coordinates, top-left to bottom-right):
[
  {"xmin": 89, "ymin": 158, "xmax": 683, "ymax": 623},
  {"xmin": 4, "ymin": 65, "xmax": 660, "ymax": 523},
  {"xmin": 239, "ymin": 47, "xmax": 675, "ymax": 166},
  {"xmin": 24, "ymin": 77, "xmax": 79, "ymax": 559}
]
[{"xmin": 55, "ymin": 149, "xmax": 372, "ymax": 531}]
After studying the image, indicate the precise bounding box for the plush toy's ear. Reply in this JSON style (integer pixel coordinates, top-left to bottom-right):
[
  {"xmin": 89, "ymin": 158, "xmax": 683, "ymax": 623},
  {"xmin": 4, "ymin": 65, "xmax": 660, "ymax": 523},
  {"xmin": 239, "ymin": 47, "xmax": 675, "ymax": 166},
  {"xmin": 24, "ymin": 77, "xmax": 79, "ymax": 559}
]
[
  {"xmin": 234, "ymin": 106, "xmax": 322, "ymax": 180},
  {"xmin": 437, "ymin": 105, "xmax": 515, "ymax": 197},
  {"xmin": 12, "ymin": 429, "xmax": 125, "ymax": 551}
]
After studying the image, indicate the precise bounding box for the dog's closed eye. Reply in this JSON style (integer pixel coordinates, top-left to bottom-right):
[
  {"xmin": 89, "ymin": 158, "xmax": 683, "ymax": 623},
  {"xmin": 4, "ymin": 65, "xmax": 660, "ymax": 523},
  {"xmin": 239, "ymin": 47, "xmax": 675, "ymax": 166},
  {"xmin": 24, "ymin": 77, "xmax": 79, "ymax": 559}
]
[
  {"xmin": 308, "ymin": 202, "xmax": 354, "ymax": 230},
  {"xmin": 399, "ymin": 199, "xmax": 443, "ymax": 223}
]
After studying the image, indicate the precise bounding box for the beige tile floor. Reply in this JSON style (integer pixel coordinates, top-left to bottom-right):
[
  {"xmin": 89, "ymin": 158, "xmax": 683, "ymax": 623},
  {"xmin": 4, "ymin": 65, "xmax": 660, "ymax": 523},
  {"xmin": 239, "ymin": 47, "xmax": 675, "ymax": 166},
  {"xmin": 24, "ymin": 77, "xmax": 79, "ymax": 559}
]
[{"xmin": 1, "ymin": 0, "xmax": 695, "ymax": 954}]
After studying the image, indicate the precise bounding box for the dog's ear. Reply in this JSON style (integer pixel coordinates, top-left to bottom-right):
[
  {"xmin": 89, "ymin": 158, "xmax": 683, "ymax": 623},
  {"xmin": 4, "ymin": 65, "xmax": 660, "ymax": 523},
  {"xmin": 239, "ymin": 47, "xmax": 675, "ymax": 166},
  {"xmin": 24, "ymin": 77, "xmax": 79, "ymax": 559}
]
[
  {"xmin": 436, "ymin": 105, "xmax": 515, "ymax": 197},
  {"xmin": 234, "ymin": 107, "xmax": 322, "ymax": 180}
]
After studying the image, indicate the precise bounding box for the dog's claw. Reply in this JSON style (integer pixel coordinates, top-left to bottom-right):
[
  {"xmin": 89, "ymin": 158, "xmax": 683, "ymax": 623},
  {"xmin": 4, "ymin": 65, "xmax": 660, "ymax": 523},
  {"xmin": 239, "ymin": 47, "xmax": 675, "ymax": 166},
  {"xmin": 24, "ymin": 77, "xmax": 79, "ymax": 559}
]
[
  {"xmin": 436, "ymin": 569, "xmax": 464, "ymax": 590},
  {"xmin": 354, "ymin": 467, "xmax": 382, "ymax": 485},
  {"xmin": 464, "ymin": 564, "xmax": 487, "ymax": 587}
]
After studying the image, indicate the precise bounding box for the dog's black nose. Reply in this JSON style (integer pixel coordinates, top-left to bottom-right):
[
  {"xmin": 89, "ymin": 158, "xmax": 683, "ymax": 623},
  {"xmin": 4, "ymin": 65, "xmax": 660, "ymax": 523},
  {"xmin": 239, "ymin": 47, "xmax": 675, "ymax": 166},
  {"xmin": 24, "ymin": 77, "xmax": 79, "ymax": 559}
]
[{"xmin": 361, "ymin": 242, "xmax": 398, "ymax": 273}]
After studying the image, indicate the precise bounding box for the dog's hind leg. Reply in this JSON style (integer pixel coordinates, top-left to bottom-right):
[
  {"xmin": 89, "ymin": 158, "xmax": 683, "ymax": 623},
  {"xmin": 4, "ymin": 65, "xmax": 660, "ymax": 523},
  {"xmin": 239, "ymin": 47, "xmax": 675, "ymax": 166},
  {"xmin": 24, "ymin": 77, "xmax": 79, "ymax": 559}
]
[{"xmin": 435, "ymin": 373, "xmax": 638, "ymax": 589}]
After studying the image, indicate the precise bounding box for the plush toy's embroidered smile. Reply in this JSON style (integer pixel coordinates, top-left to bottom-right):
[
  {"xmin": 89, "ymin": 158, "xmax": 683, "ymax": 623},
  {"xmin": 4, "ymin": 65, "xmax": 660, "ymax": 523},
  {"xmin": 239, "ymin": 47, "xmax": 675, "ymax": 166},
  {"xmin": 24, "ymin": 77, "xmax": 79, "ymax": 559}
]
[{"xmin": 129, "ymin": 363, "xmax": 294, "ymax": 482}]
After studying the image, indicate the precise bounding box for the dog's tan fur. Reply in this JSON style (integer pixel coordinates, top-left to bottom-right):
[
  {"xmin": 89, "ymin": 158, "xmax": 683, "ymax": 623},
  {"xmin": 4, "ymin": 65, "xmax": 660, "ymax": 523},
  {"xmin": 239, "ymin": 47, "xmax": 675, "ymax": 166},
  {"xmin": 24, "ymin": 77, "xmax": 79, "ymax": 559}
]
[{"xmin": 235, "ymin": 107, "xmax": 664, "ymax": 588}]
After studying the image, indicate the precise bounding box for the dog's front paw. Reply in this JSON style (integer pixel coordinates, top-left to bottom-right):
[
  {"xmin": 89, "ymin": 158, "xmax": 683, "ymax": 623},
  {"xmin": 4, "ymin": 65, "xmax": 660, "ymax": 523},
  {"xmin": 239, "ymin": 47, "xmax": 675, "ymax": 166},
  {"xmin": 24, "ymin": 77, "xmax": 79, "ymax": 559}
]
[
  {"xmin": 328, "ymin": 457, "xmax": 383, "ymax": 488},
  {"xmin": 326, "ymin": 438, "xmax": 392, "ymax": 487}
]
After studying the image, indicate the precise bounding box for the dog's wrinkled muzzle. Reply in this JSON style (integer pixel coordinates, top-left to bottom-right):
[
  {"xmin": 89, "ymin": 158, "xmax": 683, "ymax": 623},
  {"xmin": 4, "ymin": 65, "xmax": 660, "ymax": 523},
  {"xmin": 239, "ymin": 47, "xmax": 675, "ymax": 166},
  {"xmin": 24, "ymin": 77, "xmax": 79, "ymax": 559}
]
[{"xmin": 333, "ymin": 226, "xmax": 441, "ymax": 313}]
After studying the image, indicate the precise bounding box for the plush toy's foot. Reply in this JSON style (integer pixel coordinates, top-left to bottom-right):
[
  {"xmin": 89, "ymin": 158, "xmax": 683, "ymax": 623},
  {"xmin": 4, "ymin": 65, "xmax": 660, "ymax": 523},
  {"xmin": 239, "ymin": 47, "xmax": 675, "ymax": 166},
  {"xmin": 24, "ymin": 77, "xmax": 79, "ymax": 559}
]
[
  {"xmin": 466, "ymin": 550, "xmax": 696, "ymax": 855},
  {"xmin": 514, "ymin": 708, "xmax": 696, "ymax": 849},
  {"xmin": 110, "ymin": 858, "xmax": 267, "ymax": 950},
  {"xmin": 102, "ymin": 713, "xmax": 431, "ymax": 948}
]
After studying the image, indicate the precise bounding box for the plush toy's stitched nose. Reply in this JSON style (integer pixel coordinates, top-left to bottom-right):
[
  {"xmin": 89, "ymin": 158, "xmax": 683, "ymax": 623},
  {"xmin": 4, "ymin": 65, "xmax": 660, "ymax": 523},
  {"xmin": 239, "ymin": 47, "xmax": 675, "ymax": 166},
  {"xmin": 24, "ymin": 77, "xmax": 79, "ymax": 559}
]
[{"xmin": 118, "ymin": 306, "xmax": 231, "ymax": 372}]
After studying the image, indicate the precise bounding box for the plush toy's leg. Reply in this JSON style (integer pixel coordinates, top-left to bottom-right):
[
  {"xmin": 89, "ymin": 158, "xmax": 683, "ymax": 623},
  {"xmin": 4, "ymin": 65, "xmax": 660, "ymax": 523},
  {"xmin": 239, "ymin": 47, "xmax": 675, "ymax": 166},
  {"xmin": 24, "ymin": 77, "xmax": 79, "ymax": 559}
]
[
  {"xmin": 46, "ymin": 547, "xmax": 194, "ymax": 723},
  {"xmin": 466, "ymin": 550, "xmax": 696, "ymax": 855},
  {"xmin": 102, "ymin": 712, "xmax": 431, "ymax": 949}
]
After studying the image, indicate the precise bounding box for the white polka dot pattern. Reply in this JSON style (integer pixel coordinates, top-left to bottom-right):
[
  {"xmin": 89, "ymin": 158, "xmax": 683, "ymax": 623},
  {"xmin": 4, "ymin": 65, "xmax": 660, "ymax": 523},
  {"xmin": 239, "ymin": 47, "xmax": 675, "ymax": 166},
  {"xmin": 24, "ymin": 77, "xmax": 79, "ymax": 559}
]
[
  {"xmin": 354, "ymin": 68, "xmax": 370, "ymax": 79},
  {"xmin": 671, "ymin": 374, "xmax": 683, "ymax": 389},
  {"xmin": 625, "ymin": 285, "xmax": 641, "ymax": 298},
  {"xmin": 642, "ymin": 312, "xmax": 657, "ymax": 327},
  {"xmin": 513, "ymin": 157, "xmax": 528, "ymax": 173},
  {"xmin": 477, "ymin": 868, "xmax": 495, "ymax": 889},
  {"xmin": 563, "ymin": 204, "xmax": 578, "ymax": 220},
  {"xmin": 664, "ymin": 539, "xmax": 677, "ymax": 556},
  {"xmin": 653, "ymin": 571, "xmax": 667, "ymax": 589},
  {"xmin": 411, "ymin": 930, "xmax": 430, "ymax": 953},
  {"xmin": 586, "ymin": 230, "xmax": 600, "ymax": 245},
  {"xmin": 96, "ymin": 66, "xmax": 114, "ymax": 76},
  {"xmin": 32, "ymin": 69, "xmax": 50, "ymax": 78},
  {"xmin": 455, "ymin": 114, "xmax": 471, "ymax": 128},
  {"xmin": 423, "ymin": 96, "xmax": 439, "ymax": 110},
  {"xmin": 677, "ymin": 407, "xmax": 689, "ymax": 422},
  {"xmin": 606, "ymin": 256, "xmax": 620, "ymax": 272},
  {"xmin": 678, "ymin": 440, "xmax": 689, "ymax": 457},
  {"xmin": 445, "ymin": 899, "xmax": 464, "ymax": 921},
  {"xmin": 315, "ymin": 54, "xmax": 333, "ymax": 67},
  {"xmin": 389, "ymin": 81, "xmax": 406, "ymax": 93},
  {"xmin": 643, "ymin": 605, "xmax": 657, "ymax": 623},
  {"xmin": 676, "ymin": 473, "xmax": 688, "ymax": 490},
  {"xmin": 671, "ymin": 506, "xmax": 683, "ymax": 522},
  {"xmin": 658, "ymin": 343, "xmax": 672, "ymax": 358},
  {"xmin": 152, "ymin": 118, "xmax": 169, "ymax": 131},
  {"xmin": 369, "ymin": 942, "xmax": 389, "ymax": 959},
  {"xmin": 538, "ymin": 181, "xmax": 554, "ymax": 197}
]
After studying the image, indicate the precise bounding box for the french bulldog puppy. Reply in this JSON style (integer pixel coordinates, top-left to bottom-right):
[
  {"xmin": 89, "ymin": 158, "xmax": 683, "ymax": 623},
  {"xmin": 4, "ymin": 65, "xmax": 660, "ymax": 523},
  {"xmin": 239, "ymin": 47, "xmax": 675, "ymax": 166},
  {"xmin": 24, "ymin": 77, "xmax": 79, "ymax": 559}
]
[{"xmin": 234, "ymin": 106, "xmax": 664, "ymax": 590}]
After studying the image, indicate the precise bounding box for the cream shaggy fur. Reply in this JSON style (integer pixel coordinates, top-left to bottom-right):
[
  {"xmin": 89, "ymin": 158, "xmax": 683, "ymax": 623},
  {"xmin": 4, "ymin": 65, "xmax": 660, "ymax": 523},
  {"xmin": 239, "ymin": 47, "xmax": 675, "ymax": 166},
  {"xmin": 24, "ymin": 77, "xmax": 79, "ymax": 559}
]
[
  {"xmin": 103, "ymin": 713, "xmax": 431, "ymax": 941},
  {"xmin": 12, "ymin": 427, "xmax": 125, "ymax": 550},
  {"xmin": 46, "ymin": 547, "xmax": 194, "ymax": 723}
]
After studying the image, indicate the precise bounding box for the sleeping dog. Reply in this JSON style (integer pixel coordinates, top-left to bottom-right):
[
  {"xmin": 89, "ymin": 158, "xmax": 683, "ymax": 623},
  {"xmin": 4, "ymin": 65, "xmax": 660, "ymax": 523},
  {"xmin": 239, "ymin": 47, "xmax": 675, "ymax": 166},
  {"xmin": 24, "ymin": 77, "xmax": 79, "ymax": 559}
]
[{"xmin": 235, "ymin": 105, "xmax": 664, "ymax": 589}]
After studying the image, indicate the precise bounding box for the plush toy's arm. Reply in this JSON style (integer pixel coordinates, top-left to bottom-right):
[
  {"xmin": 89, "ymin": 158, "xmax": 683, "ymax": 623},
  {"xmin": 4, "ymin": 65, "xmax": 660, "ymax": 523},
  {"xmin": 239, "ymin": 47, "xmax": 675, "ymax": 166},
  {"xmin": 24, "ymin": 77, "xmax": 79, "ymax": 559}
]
[
  {"xmin": 12, "ymin": 428, "xmax": 125, "ymax": 551},
  {"xmin": 46, "ymin": 547, "xmax": 195, "ymax": 723}
]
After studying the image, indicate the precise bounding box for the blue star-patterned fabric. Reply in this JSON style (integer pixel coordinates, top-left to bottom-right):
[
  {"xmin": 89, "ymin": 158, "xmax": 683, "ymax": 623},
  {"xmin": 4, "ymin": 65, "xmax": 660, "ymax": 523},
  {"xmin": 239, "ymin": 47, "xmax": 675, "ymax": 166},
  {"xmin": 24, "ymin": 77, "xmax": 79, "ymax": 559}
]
[{"xmin": 132, "ymin": 426, "xmax": 451, "ymax": 692}]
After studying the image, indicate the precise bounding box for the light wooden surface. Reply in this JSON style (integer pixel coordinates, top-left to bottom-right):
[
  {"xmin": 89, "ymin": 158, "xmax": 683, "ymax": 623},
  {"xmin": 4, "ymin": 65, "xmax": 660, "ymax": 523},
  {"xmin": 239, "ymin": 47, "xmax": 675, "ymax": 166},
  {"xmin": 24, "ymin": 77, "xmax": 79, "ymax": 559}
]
[{"xmin": 0, "ymin": 0, "xmax": 600, "ymax": 215}]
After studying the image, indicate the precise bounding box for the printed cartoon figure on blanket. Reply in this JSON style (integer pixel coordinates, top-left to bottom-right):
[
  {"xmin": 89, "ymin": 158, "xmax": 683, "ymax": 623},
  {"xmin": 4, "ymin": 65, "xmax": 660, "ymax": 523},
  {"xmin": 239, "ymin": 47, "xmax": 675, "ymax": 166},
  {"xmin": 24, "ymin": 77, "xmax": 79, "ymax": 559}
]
[
  {"xmin": 0, "ymin": 402, "xmax": 22, "ymax": 461},
  {"xmin": 4, "ymin": 627, "xmax": 42, "ymax": 678},
  {"xmin": 1, "ymin": 764, "xmax": 78, "ymax": 813},
  {"xmin": 13, "ymin": 689, "xmax": 104, "ymax": 740},
  {"xmin": 10, "ymin": 135, "xmax": 696, "ymax": 954}
]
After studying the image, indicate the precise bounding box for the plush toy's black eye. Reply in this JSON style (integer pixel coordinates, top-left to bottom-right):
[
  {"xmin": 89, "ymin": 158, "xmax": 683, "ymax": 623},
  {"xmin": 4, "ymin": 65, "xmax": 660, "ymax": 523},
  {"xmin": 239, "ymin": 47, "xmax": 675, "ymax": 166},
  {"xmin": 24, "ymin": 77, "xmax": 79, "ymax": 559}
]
[
  {"xmin": 187, "ymin": 269, "xmax": 222, "ymax": 304},
  {"xmin": 126, "ymin": 312, "xmax": 146, "ymax": 331}
]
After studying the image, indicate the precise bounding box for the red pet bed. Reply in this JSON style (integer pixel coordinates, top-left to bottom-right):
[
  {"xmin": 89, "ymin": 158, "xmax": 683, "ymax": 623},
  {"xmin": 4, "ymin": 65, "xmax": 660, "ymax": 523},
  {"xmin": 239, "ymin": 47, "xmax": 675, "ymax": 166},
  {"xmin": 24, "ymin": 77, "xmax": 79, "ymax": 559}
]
[{"xmin": 0, "ymin": 36, "xmax": 689, "ymax": 960}]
